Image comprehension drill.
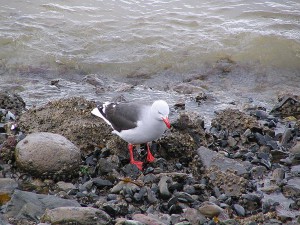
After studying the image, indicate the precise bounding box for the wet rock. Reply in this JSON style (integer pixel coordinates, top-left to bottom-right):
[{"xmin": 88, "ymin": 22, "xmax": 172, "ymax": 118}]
[
  {"xmin": 122, "ymin": 164, "xmax": 142, "ymax": 179},
  {"xmin": 275, "ymin": 205, "xmax": 300, "ymax": 223},
  {"xmin": 158, "ymin": 112, "xmax": 207, "ymax": 161},
  {"xmin": 172, "ymin": 83, "xmax": 205, "ymax": 94},
  {"xmin": 56, "ymin": 181, "xmax": 76, "ymax": 192},
  {"xmin": 82, "ymin": 74, "xmax": 105, "ymax": 87},
  {"xmin": 241, "ymin": 193, "xmax": 262, "ymax": 211},
  {"xmin": 100, "ymin": 199, "xmax": 129, "ymax": 217},
  {"xmin": 41, "ymin": 206, "xmax": 112, "ymax": 225},
  {"xmin": 18, "ymin": 97, "xmax": 112, "ymax": 155},
  {"xmin": 15, "ymin": 132, "xmax": 81, "ymax": 179},
  {"xmin": 251, "ymin": 109, "xmax": 269, "ymax": 120},
  {"xmin": 92, "ymin": 178, "xmax": 113, "ymax": 189},
  {"xmin": 260, "ymin": 185, "xmax": 281, "ymax": 194},
  {"xmin": 133, "ymin": 187, "xmax": 147, "ymax": 202},
  {"xmin": 158, "ymin": 176, "xmax": 171, "ymax": 199},
  {"xmin": 233, "ymin": 204, "xmax": 245, "ymax": 217},
  {"xmin": 280, "ymin": 128, "xmax": 293, "ymax": 147},
  {"xmin": 270, "ymin": 149, "xmax": 289, "ymax": 163},
  {"xmin": 262, "ymin": 192, "xmax": 294, "ymax": 211},
  {"xmin": 145, "ymin": 187, "xmax": 158, "ymax": 204},
  {"xmin": 174, "ymin": 99, "xmax": 185, "ymax": 110},
  {"xmin": 197, "ymin": 147, "xmax": 251, "ymax": 196},
  {"xmin": 270, "ymin": 168, "xmax": 285, "ymax": 185},
  {"xmin": 198, "ymin": 201, "xmax": 223, "ymax": 218},
  {"xmin": 211, "ymin": 109, "xmax": 260, "ymax": 135},
  {"xmin": 182, "ymin": 208, "xmax": 206, "ymax": 225},
  {"xmin": 251, "ymin": 157, "xmax": 271, "ymax": 170},
  {"xmin": 0, "ymin": 91, "xmax": 25, "ymax": 116},
  {"xmin": 270, "ymin": 95, "xmax": 300, "ymax": 119},
  {"xmin": 197, "ymin": 146, "xmax": 250, "ymax": 176},
  {"xmin": 250, "ymin": 166, "xmax": 267, "ymax": 179},
  {"xmin": 174, "ymin": 192, "xmax": 195, "ymax": 203},
  {"xmin": 115, "ymin": 218, "xmax": 144, "ymax": 225},
  {"xmin": 283, "ymin": 178, "xmax": 300, "ymax": 198},
  {"xmin": 2, "ymin": 190, "xmax": 80, "ymax": 223},
  {"xmin": 290, "ymin": 142, "xmax": 300, "ymax": 156},
  {"xmin": 0, "ymin": 178, "xmax": 18, "ymax": 193},
  {"xmin": 95, "ymin": 158, "xmax": 118, "ymax": 176},
  {"xmin": 0, "ymin": 133, "xmax": 19, "ymax": 163},
  {"xmin": 132, "ymin": 214, "xmax": 166, "ymax": 225},
  {"xmin": 291, "ymin": 165, "xmax": 300, "ymax": 176},
  {"xmin": 110, "ymin": 181, "xmax": 140, "ymax": 195}
]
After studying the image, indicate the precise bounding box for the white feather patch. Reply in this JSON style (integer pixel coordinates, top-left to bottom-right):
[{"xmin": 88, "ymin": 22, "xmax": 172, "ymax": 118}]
[
  {"xmin": 91, "ymin": 108, "xmax": 102, "ymax": 118},
  {"xmin": 91, "ymin": 107, "xmax": 113, "ymax": 128}
]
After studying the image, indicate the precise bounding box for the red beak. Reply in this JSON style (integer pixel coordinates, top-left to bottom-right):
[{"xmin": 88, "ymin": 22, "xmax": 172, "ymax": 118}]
[{"xmin": 162, "ymin": 116, "xmax": 171, "ymax": 129}]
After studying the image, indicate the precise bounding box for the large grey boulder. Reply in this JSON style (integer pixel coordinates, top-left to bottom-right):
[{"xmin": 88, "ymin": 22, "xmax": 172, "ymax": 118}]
[
  {"xmin": 2, "ymin": 190, "xmax": 81, "ymax": 223},
  {"xmin": 15, "ymin": 132, "xmax": 81, "ymax": 178}
]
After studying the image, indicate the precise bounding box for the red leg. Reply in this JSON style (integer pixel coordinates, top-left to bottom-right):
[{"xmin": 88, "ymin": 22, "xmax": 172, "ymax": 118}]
[
  {"xmin": 128, "ymin": 144, "xmax": 143, "ymax": 170},
  {"xmin": 146, "ymin": 143, "xmax": 155, "ymax": 163}
]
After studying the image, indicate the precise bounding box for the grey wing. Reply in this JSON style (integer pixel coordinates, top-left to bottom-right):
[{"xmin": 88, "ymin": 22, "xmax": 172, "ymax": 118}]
[{"xmin": 105, "ymin": 103, "xmax": 145, "ymax": 132}]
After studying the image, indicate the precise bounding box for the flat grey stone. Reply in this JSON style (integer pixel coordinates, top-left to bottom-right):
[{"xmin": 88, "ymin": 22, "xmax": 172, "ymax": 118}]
[
  {"xmin": 2, "ymin": 190, "xmax": 80, "ymax": 223},
  {"xmin": 197, "ymin": 146, "xmax": 251, "ymax": 176},
  {"xmin": 41, "ymin": 207, "xmax": 111, "ymax": 225}
]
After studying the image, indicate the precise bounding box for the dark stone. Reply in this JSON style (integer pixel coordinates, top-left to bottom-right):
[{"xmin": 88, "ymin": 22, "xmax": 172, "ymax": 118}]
[
  {"xmin": 143, "ymin": 174, "xmax": 157, "ymax": 184},
  {"xmin": 174, "ymin": 192, "xmax": 195, "ymax": 203},
  {"xmin": 121, "ymin": 164, "xmax": 142, "ymax": 180},
  {"xmin": 167, "ymin": 196, "xmax": 178, "ymax": 209},
  {"xmin": 158, "ymin": 176, "xmax": 172, "ymax": 199},
  {"xmin": 233, "ymin": 204, "xmax": 245, "ymax": 217},
  {"xmin": 92, "ymin": 178, "xmax": 113, "ymax": 189},
  {"xmin": 146, "ymin": 187, "xmax": 158, "ymax": 204},
  {"xmin": 266, "ymin": 140, "xmax": 278, "ymax": 150},
  {"xmin": 254, "ymin": 133, "xmax": 267, "ymax": 146},
  {"xmin": 0, "ymin": 91, "xmax": 26, "ymax": 116},
  {"xmin": 251, "ymin": 158, "xmax": 271, "ymax": 170},
  {"xmin": 270, "ymin": 150, "xmax": 289, "ymax": 163},
  {"xmin": 133, "ymin": 187, "xmax": 147, "ymax": 202},
  {"xmin": 144, "ymin": 167, "xmax": 154, "ymax": 174},
  {"xmin": 2, "ymin": 190, "xmax": 80, "ymax": 223},
  {"xmin": 175, "ymin": 163, "xmax": 183, "ymax": 170},
  {"xmin": 169, "ymin": 204, "xmax": 183, "ymax": 214},
  {"xmin": 169, "ymin": 182, "xmax": 184, "ymax": 192}
]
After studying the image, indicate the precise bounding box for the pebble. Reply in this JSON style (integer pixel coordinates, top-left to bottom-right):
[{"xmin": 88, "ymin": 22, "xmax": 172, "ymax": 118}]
[
  {"xmin": 198, "ymin": 201, "xmax": 223, "ymax": 218},
  {"xmin": 233, "ymin": 204, "xmax": 245, "ymax": 217},
  {"xmin": 283, "ymin": 177, "xmax": 300, "ymax": 198},
  {"xmin": 92, "ymin": 178, "xmax": 113, "ymax": 188},
  {"xmin": 132, "ymin": 214, "xmax": 166, "ymax": 225},
  {"xmin": 56, "ymin": 181, "xmax": 76, "ymax": 192},
  {"xmin": 0, "ymin": 178, "xmax": 18, "ymax": 193},
  {"xmin": 271, "ymin": 168, "xmax": 285, "ymax": 184},
  {"xmin": 290, "ymin": 142, "xmax": 300, "ymax": 155},
  {"xmin": 158, "ymin": 176, "xmax": 171, "ymax": 199}
]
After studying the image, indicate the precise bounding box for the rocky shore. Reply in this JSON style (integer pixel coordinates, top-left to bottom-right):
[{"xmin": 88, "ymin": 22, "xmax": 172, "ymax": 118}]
[{"xmin": 0, "ymin": 90, "xmax": 300, "ymax": 225}]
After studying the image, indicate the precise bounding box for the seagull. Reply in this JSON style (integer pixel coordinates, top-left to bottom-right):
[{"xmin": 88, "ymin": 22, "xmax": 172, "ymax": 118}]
[{"xmin": 91, "ymin": 100, "xmax": 171, "ymax": 170}]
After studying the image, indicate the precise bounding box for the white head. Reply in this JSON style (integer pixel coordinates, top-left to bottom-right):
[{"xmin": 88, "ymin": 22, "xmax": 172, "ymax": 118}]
[{"xmin": 151, "ymin": 100, "xmax": 171, "ymax": 129}]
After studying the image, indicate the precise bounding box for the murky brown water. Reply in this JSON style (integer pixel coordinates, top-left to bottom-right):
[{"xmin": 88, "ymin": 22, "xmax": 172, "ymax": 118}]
[{"xmin": 0, "ymin": 0, "xmax": 300, "ymax": 123}]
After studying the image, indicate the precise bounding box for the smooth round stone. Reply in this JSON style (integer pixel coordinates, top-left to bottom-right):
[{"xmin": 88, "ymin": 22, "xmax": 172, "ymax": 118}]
[{"xmin": 15, "ymin": 132, "xmax": 81, "ymax": 178}]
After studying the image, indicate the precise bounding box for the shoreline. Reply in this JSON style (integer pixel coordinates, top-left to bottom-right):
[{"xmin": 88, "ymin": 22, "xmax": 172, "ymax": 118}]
[{"xmin": 0, "ymin": 91, "xmax": 299, "ymax": 224}]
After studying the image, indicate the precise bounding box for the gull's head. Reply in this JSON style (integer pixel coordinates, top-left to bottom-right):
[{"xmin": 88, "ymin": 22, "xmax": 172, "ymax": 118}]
[{"xmin": 151, "ymin": 100, "xmax": 171, "ymax": 129}]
